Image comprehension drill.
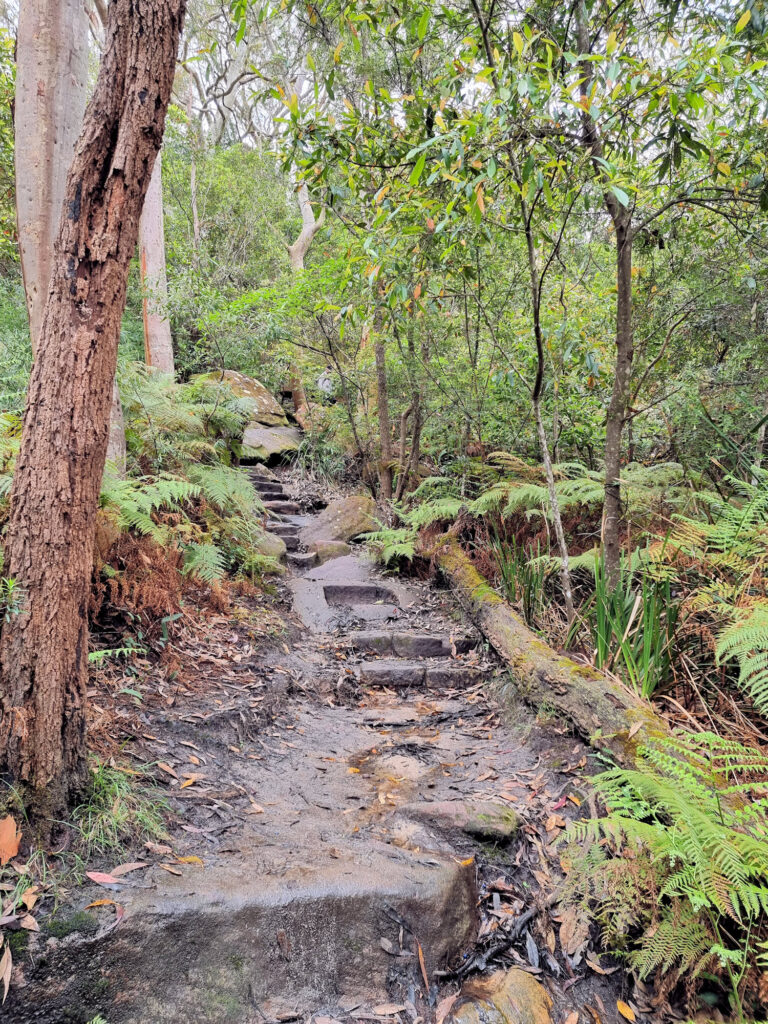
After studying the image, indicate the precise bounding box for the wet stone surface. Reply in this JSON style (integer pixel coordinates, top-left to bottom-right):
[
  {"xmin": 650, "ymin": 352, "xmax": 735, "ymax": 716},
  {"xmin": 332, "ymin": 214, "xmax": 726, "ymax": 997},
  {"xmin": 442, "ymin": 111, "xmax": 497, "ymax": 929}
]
[{"xmin": 7, "ymin": 471, "xmax": 629, "ymax": 1024}]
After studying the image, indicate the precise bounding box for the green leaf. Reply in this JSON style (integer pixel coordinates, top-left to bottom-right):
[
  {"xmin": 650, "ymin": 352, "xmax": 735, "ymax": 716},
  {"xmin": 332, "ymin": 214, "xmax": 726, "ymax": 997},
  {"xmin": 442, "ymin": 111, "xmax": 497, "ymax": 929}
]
[
  {"xmin": 409, "ymin": 153, "xmax": 426, "ymax": 186},
  {"xmin": 610, "ymin": 185, "xmax": 630, "ymax": 207},
  {"xmin": 735, "ymin": 8, "xmax": 752, "ymax": 33},
  {"xmin": 417, "ymin": 9, "xmax": 430, "ymax": 41}
]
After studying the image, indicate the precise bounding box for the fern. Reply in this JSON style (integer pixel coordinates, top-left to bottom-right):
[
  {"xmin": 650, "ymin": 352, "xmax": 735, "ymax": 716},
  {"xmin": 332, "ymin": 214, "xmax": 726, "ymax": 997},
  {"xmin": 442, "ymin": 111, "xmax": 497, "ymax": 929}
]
[
  {"xmin": 364, "ymin": 526, "xmax": 418, "ymax": 564},
  {"xmin": 100, "ymin": 473, "xmax": 199, "ymax": 542},
  {"xmin": 715, "ymin": 603, "xmax": 768, "ymax": 715},
  {"xmin": 403, "ymin": 496, "xmax": 465, "ymax": 529},
  {"xmin": 186, "ymin": 463, "xmax": 263, "ymax": 516},
  {"xmin": 563, "ymin": 731, "xmax": 768, "ymax": 1008},
  {"xmin": 182, "ymin": 541, "xmax": 227, "ymax": 583}
]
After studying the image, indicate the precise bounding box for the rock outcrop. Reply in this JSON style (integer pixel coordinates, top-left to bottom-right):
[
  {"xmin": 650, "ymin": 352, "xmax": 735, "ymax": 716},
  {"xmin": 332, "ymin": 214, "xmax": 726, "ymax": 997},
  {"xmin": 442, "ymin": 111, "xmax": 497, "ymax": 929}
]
[{"xmin": 299, "ymin": 495, "xmax": 377, "ymax": 563}]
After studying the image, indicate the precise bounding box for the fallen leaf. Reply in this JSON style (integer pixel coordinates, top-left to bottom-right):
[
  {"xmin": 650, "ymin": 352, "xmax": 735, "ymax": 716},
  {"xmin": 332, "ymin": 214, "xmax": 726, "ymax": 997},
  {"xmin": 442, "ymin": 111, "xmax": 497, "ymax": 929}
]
[
  {"xmin": 546, "ymin": 814, "xmax": 566, "ymax": 832},
  {"xmin": 246, "ymin": 802, "xmax": 265, "ymax": 815},
  {"xmin": 372, "ymin": 1005, "xmax": 408, "ymax": 1016},
  {"xmin": 85, "ymin": 871, "xmax": 123, "ymax": 888},
  {"xmin": 559, "ymin": 906, "xmax": 590, "ymax": 956},
  {"xmin": 568, "ymin": 794, "xmax": 582, "ymax": 807},
  {"xmin": 85, "ymin": 899, "xmax": 117, "ymax": 909},
  {"xmin": 627, "ymin": 721, "xmax": 644, "ymax": 740},
  {"xmin": 175, "ymin": 856, "xmax": 203, "ymax": 866},
  {"xmin": 109, "ymin": 861, "xmax": 148, "ymax": 877},
  {"xmin": 0, "ymin": 942, "xmax": 10, "ymax": 1003},
  {"xmin": 20, "ymin": 887, "xmax": 38, "ymax": 911},
  {"xmin": 617, "ymin": 1002, "xmax": 635, "ymax": 1022},
  {"xmin": 586, "ymin": 954, "xmax": 619, "ymax": 975},
  {"xmin": 564, "ymin": 1014, "xmax": 579, "ymax": 1024},
  {"xmin": 0, "ymin": 817, "xmax": 21, "ymax": 867},
  {"xmin": 157, "ymin": 762, "xmax": 178, "ymax": 779},
  {"xmin": 435, "ymin": 993, "xmax": 459, "ymax": 1024},
  {"xmin": 144, "ymin": 841, "xmax": 173, "ymax": 855},
  {"xmin": 417, "ymin": 940, "xmax": 429, "ymax": 990},
  {"xmin": 158, "ymin": 863, "xmax": 182, "ymax": 876},
  {"xmin": 19, "ymin": 914, "xmax": 38, "ymax": 931}
]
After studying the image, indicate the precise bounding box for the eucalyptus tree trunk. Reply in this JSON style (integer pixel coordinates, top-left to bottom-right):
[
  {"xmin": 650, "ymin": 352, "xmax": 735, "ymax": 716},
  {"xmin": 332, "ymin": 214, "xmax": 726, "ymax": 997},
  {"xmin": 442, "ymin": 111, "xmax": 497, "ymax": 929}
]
[
  {"xmin": 15, "ymin": 0, "xmax": 89, "ymax": 354},
  {"xmin": 0, "ymin": 0, "xmax": 186, "ymax": 826},
  {"xmin": 139, "ymin": 149, "xmax": 175, "ymax": 374},
  {"xmin": 287, "ymin": 180, "xmax": 325, "ymax": 272}
]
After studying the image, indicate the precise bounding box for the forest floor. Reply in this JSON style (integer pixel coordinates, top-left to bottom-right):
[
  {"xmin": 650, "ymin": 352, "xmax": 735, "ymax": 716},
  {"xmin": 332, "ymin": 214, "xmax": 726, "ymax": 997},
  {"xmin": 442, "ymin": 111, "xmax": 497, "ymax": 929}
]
[{"xmin": 3, "ymin": 470, "xmax": 640, "ymax": 1024}]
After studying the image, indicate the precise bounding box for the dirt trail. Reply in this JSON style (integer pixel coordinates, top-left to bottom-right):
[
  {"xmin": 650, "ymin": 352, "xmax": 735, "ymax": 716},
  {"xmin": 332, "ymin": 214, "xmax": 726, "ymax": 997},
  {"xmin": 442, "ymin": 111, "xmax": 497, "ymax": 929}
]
[{"xmin": 5, "ymin": 470, "xmax": 630, "ymax": 1024}]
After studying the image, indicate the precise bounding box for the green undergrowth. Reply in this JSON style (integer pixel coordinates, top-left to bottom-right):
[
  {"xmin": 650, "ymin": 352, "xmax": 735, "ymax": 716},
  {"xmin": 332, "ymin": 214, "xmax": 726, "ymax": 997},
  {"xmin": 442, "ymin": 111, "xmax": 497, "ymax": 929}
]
[
  {"xmin": 561, "ymin": 731, "xmax": 768, "ymax": 1021},
  {"xmin": 68, "ymin": 759, "xmax": 169, "ymax": 861}
]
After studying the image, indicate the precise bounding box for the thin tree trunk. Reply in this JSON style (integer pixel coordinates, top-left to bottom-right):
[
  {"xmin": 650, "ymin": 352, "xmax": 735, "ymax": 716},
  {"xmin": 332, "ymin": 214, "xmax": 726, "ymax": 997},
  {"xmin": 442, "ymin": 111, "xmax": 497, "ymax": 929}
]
[
  {"xmin": 0, "ymin": 0, "xmax": 186, "ymax": 825},
  {"xmin": 373, "ymin": 316, "xmax": 393, "ymax": 501},
  {"xmin": 15, "ymin": 0, "xmax": 88, "ymax": 354},
  {"xmin": 106, "ymin": 380, "xmax": 127, "ymax": 476},
  {"xmin": 576, "ymin": 3, "xmax": 633, "ymax": 587},
  {"xmin": 394, "ymin": 402, "xmax": 414, "ymax": 501},
  {"xmin": 139, "ymin": 149, "xmax": 175, "ymax": 374},
  {"xmin": 603, "ymin": 224, "xmax": 633, "ymax": 582}
]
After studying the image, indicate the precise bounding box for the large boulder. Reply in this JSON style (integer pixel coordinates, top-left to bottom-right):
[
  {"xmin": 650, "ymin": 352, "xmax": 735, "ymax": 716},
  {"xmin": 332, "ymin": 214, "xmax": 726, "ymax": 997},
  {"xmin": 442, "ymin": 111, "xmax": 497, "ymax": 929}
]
[
  {"xmin": 198, "ymin": 370, "xmax": 288, "ymax": 427},
  {"xmin": 242, "ymin": 423, "xmax": 301, "ymax": 462},
  {"xmin": 299, "ymin": 495, "xmax": 377, "ymax": 564},
  {"xmin": 447, "ymin": 970, "xmax": 553, "ymax": 1024}
]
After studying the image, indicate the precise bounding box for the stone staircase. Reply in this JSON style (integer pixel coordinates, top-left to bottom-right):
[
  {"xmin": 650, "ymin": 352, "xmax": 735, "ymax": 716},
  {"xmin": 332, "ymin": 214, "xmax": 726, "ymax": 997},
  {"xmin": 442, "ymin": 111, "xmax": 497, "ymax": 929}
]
[{"xmin": 249, "ymin": 468, "xmax": 318, "ymax": 569}]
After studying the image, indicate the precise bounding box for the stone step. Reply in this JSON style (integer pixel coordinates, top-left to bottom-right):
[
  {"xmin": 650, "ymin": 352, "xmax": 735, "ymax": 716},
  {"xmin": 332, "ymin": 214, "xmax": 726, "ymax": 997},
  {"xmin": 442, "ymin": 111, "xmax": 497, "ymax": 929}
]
[
  {"xmin": 264, "ymin": 499, "xmax": 301, "ymax": 515},
  {"xmin": 348, "ymin": 630, "xmax": 453, "ymax": 658},
  {"xmin": 324, "ymin": 582, "xmax": 399, "ymax": 606},
  {"xmin": 253, "ymin": 480, "xmax": 285, "ymax": 495},
  {"xmin": 281, "ymin": 533, "xmax": 299, "ymax": 551},
  {"xmin": 265, "ymin": 522, "xmax": 300, "ymax": 537},
  {"xmin": 356, "ymin": 659, "xmax": 483, "ymax": 689},
  {"xmin": 23, "ymin": 851, "xmax": 477, "ymax": 1023},
  {"xmin": 287, "ymin": 551, "xmax": 318, "ymax": 569},
  {"xmin": 356, "ymin": 659, "xmax": 427, "ymax": 688}
]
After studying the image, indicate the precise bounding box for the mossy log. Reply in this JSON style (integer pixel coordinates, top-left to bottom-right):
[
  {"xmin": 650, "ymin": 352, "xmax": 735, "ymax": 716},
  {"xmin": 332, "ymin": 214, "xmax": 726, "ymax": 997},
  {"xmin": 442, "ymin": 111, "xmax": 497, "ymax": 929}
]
[{"xmin": 435, "ymin": 536, "xmax": 669, "ymax": 763}]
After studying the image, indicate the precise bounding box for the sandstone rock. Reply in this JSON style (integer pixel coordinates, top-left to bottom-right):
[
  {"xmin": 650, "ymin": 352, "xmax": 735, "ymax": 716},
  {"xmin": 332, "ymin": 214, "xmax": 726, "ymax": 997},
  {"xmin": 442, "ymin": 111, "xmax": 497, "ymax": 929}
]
[
  {"xmin": 197, "ymin": 369, "xmax": 288, "ymax": 426},
  {"xmin": 242, "ymin": 423, "xmax": 302, "ymax": 462},
  {"xmin": 300, "ymin": 495, "xmax": 376, "ymax": 564},
  {"xmin": 447, "ymin": 969, "xmax": 553, "ymax": 1024},
  {"xmin": 401, "ymin": 798, "xmax": 520, "ymax": 841},
  {"xmin": 255, "ymin": 529, "xmax": 287, "ymax": 562}
]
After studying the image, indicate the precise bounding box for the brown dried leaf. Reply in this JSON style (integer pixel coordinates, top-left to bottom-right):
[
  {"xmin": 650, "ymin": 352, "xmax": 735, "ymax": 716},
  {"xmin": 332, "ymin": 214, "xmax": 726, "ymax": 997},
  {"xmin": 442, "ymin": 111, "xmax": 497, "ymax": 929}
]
[
  {"xmin": 0, "ymin": 942, "xmax": 10, "ymax": 1003},
  {"xmin": 20, "ymin": 887, "xmax": 38, "ymax": 911},
  {"xmin": 372, "ymin": 1005, "xmax": 407, "ymax": 1016},
  {"xmin": 109, "ymin": 861, "xmax": 148, "ymax": 877},
  {"xmin": 175, "ymin": 856, "xmax": 203, "ymax": 866},
  {"xmin": 157, "ymin": 762, "xmax": 178, "ymax": 779},
  {"xmin": 559, "ymin": 906, "xmax": 590, "ymax": 956},
  {"xmin": 158, "ymin": 863, "xmax": 182, "ymax": 876},
  {"xmin": 435, "ymin": 993, "xmax": 459, "ymax": 1024},
  {"xmin": 144, "ymin": 841, "xmax": 173, "ymax": 855},
  {"xmin": 19, "ymin": 914, "xmax": 38, "ymax": 932},
  {"xmin": 85, "ymin": 871, "xmax": 123, "ymax": 888},
  {"xmin": 0, "ymin": 818, "xmax": 21, "ymax": 867},
  {"xmin": 564, "ymin": 1014, "xmax": 579, "ymax": 1024}
]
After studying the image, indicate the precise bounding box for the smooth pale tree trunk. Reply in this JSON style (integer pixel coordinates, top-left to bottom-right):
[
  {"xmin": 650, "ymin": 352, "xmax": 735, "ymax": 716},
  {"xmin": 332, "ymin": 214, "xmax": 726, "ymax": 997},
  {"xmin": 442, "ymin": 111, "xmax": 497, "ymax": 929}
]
[
  {"xmin": 139, "ymin": 150, "xmax": 175, "ymax": 374},
  {"xmin": 106, "ymin": 380, "xmax": 127, "ymax": 475},
  {"xmin": 15, "ymin": 0, "xmax": 89, "ymax": 354},
  {"xmin": 287, "ymin": 180, "xmax": 325, "ymax": 271},
  {"xmin": 0, "ymin": 0, "xmax": 186, "ymax": 826},
  {"xmin": 286, "ymin": 177, "xmax": 324, "ymax": 420}
]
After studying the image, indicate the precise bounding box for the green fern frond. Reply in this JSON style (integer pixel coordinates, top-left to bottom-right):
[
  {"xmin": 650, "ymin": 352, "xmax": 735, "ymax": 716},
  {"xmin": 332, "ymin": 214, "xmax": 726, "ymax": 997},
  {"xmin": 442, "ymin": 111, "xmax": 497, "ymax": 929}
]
[{"xmin": 182, "ymin": 541, "xmax": 227, "ymax": 583}]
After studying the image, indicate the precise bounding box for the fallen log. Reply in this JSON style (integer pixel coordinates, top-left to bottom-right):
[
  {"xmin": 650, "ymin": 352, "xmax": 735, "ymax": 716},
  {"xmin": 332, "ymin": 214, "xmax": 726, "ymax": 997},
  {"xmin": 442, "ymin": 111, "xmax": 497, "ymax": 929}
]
[{"xmin": 434, "ymin": 536, "xmax": 669, "ymax": 763}]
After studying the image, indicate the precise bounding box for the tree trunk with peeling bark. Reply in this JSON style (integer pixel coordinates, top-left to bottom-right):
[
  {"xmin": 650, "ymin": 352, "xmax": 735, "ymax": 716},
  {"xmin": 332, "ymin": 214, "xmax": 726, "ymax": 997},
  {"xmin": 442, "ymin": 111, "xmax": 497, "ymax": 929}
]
[
  {"xmin": 15, "ymin": 0, "xmax": 89, "ymax": 354},
  {"xmin": 139, "ymin": 149, "xmax": 175, "ymax": 374},
  {"xmin": 0, "ymin": 0, "xmax": 187, "ymax": 824}
]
